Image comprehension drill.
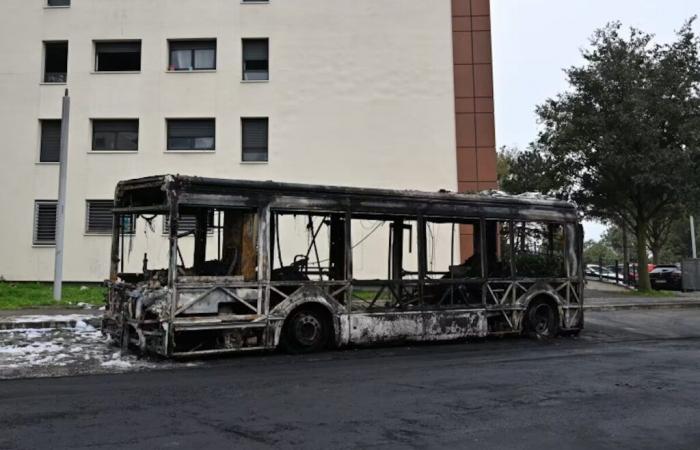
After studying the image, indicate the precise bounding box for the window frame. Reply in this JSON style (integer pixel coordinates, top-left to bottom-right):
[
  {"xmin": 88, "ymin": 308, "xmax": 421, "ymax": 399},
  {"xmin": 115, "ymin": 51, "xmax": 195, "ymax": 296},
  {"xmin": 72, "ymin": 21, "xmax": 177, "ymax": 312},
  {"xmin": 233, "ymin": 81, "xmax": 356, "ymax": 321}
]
[
  {"xmin": 168, "ymin": 39, "xmax": 217, "ymax": 71},
  {"xmin": 93, "ymin": 40, "xmax": 142, "ymax": 73},
  {"xmin": 85, "ymin": 200, "xmax": 136, "ymax": 235},
  {"xmin": 166, "ymin": 118, "xmax": 216, "ymax": 152},
  {"xmin": 242, "ymin": 38, "xmax": 269, "ymax": 81},
  {"xmin": 39, "ymin": 119, "xmax": 62, "ymax": 163},
  {"xmin": 42, "ymin": 41, "xmax": 68, "ymax": 84},
  {"xmin": 46, "ymin": 0, "xmax": 70, "ymax": 7},
  {"xmin": 241, "ymin": 117, "xmax": 269, "ymax": 162},
  {"xmin": 91, "ymin": 119, "xmax": 139, "ymax": 152},
  {"xmin": 33, "ymin": 200, "xmax": 58, "ymax": 246}
]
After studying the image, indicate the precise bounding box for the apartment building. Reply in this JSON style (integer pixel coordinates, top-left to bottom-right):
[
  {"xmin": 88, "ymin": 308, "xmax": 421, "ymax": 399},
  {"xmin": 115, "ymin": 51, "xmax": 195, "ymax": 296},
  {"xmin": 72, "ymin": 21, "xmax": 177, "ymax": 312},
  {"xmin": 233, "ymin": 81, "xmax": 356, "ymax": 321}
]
[{"xmin": 0, "ymin": 0, "xmax": 497, "ymax": 281}]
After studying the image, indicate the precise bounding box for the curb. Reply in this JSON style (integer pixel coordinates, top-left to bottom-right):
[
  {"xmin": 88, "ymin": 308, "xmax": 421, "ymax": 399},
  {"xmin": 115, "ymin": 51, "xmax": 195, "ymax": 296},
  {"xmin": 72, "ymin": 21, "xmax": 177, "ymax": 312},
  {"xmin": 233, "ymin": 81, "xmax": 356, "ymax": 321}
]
[
  {"xmin": 585, "ymin": 302, "xmax": 700, "ymax": 312},
  {"xmin": 0, "ymin": 317, "xmax": 102, "ymax": 331}
]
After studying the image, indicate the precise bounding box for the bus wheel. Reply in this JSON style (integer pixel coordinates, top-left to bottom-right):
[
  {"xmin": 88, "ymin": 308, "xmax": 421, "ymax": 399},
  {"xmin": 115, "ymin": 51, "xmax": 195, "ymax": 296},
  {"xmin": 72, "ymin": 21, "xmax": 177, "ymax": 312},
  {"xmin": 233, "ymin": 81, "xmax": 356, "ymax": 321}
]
[
  {"xmin": 525, "ymin": 299, "xmax": 559, "ymax": 339},
  {"xmin": 282, "ymin": 308, "xmax": 329, "ymax": 354}
]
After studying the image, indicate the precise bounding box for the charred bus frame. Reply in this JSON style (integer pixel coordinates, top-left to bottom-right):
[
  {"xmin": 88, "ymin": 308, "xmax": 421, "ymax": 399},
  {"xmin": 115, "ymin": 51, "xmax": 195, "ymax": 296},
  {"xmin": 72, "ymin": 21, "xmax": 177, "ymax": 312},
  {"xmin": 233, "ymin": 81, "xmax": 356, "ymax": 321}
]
[{"xmin": 103, "ymin": 175, "xmax": 584, "ymax": 357}]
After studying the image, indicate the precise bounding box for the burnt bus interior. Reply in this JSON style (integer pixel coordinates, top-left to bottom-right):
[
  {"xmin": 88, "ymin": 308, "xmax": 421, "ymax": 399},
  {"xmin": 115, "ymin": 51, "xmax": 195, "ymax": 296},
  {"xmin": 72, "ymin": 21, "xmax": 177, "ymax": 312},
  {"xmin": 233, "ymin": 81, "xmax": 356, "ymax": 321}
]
[
  {"xmin": 113, "ymin": 212, "xmax": 573, "ymax": 310},
  {"xmin": 107, "ymin": 176, "xmax": 582, "ymax": 355}
]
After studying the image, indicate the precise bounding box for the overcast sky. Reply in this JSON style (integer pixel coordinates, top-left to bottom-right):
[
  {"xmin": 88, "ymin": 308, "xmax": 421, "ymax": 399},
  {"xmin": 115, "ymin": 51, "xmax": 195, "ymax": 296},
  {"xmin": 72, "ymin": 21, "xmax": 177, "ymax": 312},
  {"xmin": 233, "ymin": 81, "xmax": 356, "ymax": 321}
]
[{"xmin": 490, "ymin": 0, "xmax": 699, "ymax": 240}]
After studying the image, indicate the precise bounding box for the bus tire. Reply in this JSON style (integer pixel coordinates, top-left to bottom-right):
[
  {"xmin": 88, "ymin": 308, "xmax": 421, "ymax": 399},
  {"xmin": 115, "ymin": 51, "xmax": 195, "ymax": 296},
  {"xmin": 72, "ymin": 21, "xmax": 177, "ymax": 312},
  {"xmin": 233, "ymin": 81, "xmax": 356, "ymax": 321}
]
[
  {"xmin": 525, "ymin": 298, "xmax": 559, "ymax": 340},
  {"xmin": 281, "ymin": 307, "xmax": 329, "ymax": 354}
]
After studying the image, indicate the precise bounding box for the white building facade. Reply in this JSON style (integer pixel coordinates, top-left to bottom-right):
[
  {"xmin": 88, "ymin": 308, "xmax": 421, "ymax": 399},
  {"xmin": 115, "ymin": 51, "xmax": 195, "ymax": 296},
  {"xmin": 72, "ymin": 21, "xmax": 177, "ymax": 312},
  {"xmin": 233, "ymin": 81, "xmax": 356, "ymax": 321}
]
[{"xmin": 0, "ymin": 0, "xmax": 496, "ymax": 282}]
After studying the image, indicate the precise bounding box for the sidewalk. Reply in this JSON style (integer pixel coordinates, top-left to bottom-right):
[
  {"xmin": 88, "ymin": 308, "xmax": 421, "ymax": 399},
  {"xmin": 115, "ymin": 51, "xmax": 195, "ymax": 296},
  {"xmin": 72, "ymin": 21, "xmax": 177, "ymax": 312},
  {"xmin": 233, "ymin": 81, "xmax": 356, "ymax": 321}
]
[
  {"xmin": 0, "ymin": 309, "xmax": 101, "ymax": 330},
  {"xmin": 584, "ymin": 296, "xmax": 700, "ymax": 311},
  {"xmin": 584, "ymin": 282, "xmax": 700, "ymax": 311}
]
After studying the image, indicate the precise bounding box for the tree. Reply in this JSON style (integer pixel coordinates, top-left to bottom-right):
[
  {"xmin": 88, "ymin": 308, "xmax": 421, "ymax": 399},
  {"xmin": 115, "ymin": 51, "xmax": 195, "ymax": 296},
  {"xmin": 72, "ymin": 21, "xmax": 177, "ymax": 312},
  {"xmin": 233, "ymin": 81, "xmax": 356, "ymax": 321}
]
[
  {"xmin": 529, "ymin": 20, "xmax": 700, "ymax": 290},
  {"xmin": 497, "ymin": 145, "xmax": 563, "ymax": 195},
  {"xmin": 583, "ymin": 240, "xmax": 618, "ymax": 266}
]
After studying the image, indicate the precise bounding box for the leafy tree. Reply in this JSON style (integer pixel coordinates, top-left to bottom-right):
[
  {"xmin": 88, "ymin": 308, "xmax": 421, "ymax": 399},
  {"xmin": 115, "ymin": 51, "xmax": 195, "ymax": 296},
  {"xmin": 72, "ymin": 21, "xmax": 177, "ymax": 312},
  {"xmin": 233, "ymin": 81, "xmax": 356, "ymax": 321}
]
[
  {"xmin": 528, "ymin": 20, "xmax": 700, "ymax": 289},
  {"xmin": 583, "ymin": 240, "xmax": 618, "ymax": 266},
  {"xmin": 497, "ymin": 145, "xmax": 562, "ymax": 195}
]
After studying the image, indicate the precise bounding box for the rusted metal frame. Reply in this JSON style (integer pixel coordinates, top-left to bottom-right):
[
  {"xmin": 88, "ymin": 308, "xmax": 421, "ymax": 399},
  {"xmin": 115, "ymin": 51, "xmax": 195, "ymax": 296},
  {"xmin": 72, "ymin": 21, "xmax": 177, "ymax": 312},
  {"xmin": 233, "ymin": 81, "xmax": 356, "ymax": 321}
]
[
  {"xmin": 367, "ymin": 285, "xmax": 388, "ymax": 309},
  {"xmin": 569, "ymin": 283, "xmax": 581, "ymax": 304},
  {"xmin": 480, "ymin": 218, "xmax": 488, "ymax": 307},
  {"xmin": 345, "ymin": 211, "xmax": 353, "ymax": 312},
  {"xmin": 118, "ymin": 175, "xmax": 580, "ymax": 224},
  {"xmin": 330, "ymin": 283, "xmax": 351, "ymax": 300},
  {"xmin": 166, "ymin": 181, "xmax": 180, "ymax": 356},
  {"xmin": 259, "ymin": 205, "xmax": 272, "ymax": 317},
  {"xmin": 109, "ymin": 210, "xmax": 121, "ymax": 281},
  {"xmin": 172, "ymin": 346, "xmax": 267, "ymax": 357},
  {"xmin": 268, "ymin": 285, "xmax": 294, "ymax": 302},
  {"xmin": 417, "ymin": 215, "xmax": 427, "ymax": 310},
  {"xmin": 219, "ymin": 287, "xmax": 258, "ymax": 313},
  {"xmin": 486, "ymin": 282, "xmax": 501, "ymax": 305},
  {"xmin": 173, "ymin": 286, "xmax": 219, "ymax": 316},
  {"xmin": 112, "ymin": 205, "xmax": 170, "ymax": 214},
  {"xmin": 304, "ymin": 215, "xmax": 327, "ymax": 280},
  {"xmin": 508, "ymin": 219, "xmax": 516, "ymax": 283},
  {"xmin": 564, "ymin": 222, "xmax": 573, "ymax": 305},
  {"xmin": 173, "ymin": 321, "xmax": 267, "ymax": 331}
]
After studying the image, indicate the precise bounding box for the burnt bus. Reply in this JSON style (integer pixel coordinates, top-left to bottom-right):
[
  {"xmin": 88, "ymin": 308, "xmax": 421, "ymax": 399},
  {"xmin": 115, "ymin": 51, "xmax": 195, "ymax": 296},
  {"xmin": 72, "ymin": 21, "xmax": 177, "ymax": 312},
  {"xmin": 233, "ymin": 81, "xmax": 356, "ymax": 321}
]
[{"xmin": 103, "ymin": 175, "xmax": 584, "ymax": 357}]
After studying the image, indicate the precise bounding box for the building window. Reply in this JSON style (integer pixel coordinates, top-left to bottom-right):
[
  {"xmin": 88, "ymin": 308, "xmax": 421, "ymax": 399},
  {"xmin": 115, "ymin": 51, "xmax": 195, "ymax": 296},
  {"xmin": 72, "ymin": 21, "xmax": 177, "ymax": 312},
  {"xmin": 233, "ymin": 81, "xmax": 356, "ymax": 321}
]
[
  {"xmin": 43, "ymin": 41, "xmax": 68, "ymax": 83},
  {"xmin": 33, "ymin": 201, "xmax": 57, "ymax": 245},
  {"xmin": 242, "ymin": 118, "xmax": 269, "ymax": 162},
  {"xmin": 47, "ymin": 0, "xmax": 70, "ymax": 6},
  {"xmin": 95, "ymin": 41, "xmax": 141, "ymax": 72},
  {"xmin": 86, "ymin": 200, "xmax": 134, "ymax": 234},
  {"xmin": 92, "ymin": 120, "xmax": 139, "ymax": 151},
  {"xmin": 168, "ymin": 40, "xmax": 216, "ymax": 71},
  {"xmin": 40, "ymin": 120, "xmax": 62, "ymax": 163},
  {"xmin": 163, "ymin": 213, "xmax": 214, "ymax": 235},
  {"xmin": 167, "ymin": 119, "xmax": 215, "ymax": 151},
  {"xmin": 242, "ymin": 39, "xmax": 269, "ymax": 80}
]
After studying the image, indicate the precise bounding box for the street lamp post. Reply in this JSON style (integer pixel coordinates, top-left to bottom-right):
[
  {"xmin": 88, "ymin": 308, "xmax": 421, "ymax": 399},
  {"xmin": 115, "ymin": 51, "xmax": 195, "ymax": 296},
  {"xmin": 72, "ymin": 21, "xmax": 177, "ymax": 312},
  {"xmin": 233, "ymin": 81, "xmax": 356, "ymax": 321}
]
[{"xmin": 53, "ymin": 90, "xmax": 70, "ymax": 301}]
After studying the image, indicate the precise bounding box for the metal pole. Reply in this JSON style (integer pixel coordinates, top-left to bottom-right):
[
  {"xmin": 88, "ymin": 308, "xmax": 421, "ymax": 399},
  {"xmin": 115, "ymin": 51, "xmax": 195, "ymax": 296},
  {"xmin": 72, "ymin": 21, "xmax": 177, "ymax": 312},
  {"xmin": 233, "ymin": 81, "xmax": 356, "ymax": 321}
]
[
  {"xmin": 622, "ymin": 225, "xmax": 629, "ymax": 285},
  {"xmin": 53, "ymin": 90, "xmax": 70, "ymax": 301},
  {"xmin": 691, "ymin": 216, "xmax": 697, "ymax": 259}
]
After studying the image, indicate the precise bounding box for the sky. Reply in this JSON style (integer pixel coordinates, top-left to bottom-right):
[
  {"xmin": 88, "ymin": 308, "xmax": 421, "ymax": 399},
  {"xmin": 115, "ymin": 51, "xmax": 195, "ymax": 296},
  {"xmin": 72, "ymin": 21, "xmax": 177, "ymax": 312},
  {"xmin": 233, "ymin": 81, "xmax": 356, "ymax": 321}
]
[{"xmin": 490, "ymin": 0, "xmax": 699, "ymax": 240}]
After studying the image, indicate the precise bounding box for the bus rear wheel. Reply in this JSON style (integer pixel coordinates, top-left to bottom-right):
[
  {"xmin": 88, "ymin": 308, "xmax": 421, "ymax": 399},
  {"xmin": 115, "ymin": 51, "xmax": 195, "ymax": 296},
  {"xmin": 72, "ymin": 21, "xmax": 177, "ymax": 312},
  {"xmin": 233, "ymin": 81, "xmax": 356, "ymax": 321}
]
[
  {"xmin": 281, "ymin": 308, "xmax": 329, "ymax": 354},
  {"xmin": 525, "ymin": 299, "xmax": 559, "ymax": 339}
]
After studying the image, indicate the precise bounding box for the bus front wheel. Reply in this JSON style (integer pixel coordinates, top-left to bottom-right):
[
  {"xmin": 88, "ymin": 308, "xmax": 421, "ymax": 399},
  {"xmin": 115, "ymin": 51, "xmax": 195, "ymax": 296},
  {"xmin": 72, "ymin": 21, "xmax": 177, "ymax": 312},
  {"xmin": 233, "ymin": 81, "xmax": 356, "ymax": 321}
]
[
  {"xmin": 281, "ymin": 307, "xmax": 329, "ymax": 354},
  {"xmin": 525, "ymin": 299, "xmax": 559, "ymax": 339}
]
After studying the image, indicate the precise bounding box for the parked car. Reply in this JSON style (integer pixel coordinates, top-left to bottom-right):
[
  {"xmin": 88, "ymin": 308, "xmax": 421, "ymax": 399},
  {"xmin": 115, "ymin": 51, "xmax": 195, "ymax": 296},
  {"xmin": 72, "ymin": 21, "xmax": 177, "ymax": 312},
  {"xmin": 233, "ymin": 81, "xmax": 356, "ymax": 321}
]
[
  {"xmin": 649, "ymin": 264, "xmax": 682, "ymax": 291},
  {"xmin": 585, "ymin": 265, "xmax": 620, "ymax": 282}
]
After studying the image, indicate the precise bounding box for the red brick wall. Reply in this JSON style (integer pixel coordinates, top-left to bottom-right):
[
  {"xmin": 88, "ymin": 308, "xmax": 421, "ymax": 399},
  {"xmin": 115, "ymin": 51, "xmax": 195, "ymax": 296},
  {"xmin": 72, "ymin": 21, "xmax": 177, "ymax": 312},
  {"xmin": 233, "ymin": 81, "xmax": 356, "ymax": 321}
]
[{"xmin": 451, "ymin": 0, "xmax": 497, "ymax": 259}]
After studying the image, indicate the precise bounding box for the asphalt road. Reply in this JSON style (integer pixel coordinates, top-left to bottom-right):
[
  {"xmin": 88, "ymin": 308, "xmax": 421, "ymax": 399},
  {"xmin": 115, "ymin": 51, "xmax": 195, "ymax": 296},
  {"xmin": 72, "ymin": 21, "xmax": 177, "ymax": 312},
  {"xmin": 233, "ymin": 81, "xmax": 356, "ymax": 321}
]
[{"xmin": 2, "ymin": 310, "xmax": 700, "ymax": 450}]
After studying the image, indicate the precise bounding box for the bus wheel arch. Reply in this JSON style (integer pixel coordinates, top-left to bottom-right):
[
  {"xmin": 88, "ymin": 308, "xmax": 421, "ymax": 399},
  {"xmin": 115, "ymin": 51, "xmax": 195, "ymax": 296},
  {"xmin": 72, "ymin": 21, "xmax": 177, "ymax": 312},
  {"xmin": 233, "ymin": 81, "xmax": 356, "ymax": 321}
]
[
  {"xmin": 279, "ymin": 302, "xmax": 334, "ymax": 354},
  {"xmin": 522, "ymin": 294, "xmax": 561, "ymax": 339}
]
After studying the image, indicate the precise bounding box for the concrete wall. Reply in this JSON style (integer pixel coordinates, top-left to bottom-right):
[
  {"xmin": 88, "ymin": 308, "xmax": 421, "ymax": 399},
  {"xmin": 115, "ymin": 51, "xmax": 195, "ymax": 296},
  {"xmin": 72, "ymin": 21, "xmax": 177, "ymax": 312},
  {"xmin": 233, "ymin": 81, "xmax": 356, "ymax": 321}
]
[{"xmin": 0, "ymin": 0, "xmax": 496, "ymax": 281}]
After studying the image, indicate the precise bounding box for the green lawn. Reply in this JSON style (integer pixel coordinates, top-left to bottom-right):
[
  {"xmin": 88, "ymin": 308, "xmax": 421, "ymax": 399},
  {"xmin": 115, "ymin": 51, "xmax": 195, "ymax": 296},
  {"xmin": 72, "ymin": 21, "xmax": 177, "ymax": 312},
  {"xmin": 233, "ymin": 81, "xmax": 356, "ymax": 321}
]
[{"xmin": 0, "ymin": 282, "xmax": 106, "ymax": 310}]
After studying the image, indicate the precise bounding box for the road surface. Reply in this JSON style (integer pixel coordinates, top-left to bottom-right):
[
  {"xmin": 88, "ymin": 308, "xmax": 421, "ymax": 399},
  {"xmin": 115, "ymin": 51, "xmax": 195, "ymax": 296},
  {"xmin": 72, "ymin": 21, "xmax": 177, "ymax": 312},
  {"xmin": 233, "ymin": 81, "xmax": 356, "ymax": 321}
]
[{"xmin": 2, "ymin": 310, "xmax": 700, "ymax": 449}]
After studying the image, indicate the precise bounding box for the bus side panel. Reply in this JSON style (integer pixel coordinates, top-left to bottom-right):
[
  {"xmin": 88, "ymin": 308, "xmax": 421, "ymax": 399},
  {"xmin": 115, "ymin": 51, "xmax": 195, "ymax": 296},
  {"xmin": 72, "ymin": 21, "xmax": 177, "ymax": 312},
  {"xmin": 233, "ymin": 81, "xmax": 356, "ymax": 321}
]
[
  {"xmin": 348, "ymin": 310, "xmax": 487, "ymax": 345},
  {"xmin": 423, "ymin": 310, "xmax": 487, "ymax": 341},
  {"xmin": 349, "ymin": 312, "xmax": 424, "ymax": 344}
]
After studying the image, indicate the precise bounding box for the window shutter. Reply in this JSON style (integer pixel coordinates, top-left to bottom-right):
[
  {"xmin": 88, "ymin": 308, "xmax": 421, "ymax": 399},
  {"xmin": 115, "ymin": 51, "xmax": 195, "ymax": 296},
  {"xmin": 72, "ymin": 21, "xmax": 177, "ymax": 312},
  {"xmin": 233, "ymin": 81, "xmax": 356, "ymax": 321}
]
[
  {"xmin": 95, "ymin": 41, "xmax": 140, "ymax": 54},
  {"xmin": 40, "ymin": 120, "xmax": 62, "ymax": 163},
  {"xmin": 163, "ymin": 214, "xmax": 214, "ymax": 234},
  {"xmin": 170, "ymin": 40, "xmax": 216, "ymax": 51},
  {"xmin": 168, "ymin": 119, "xmax": 214, "ymax": 138},
  {"xmin": 86, "ymin": 201, "xmax": 114, "ymax": 233},
  {"xmin": 243, "ymin": 39, "xmax": 268, "ymax": 60},
  {"xmin": 242, "ymin": 118, "xmax": 269, "ymax": 162},
  {"xmin": 34, "ymin": 202, "xmax": 57, "ymax": 245}
]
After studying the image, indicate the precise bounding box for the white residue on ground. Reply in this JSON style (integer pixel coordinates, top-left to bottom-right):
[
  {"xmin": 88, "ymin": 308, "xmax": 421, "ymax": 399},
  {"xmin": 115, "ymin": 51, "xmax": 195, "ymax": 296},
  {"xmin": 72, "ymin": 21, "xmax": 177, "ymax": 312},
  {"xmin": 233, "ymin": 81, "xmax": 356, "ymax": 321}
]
[
  {"xmin": 0, "ymin": 321, "xmax": 169, "ymax": 379},
  {"xmin": 3, "ymin": 314, "xmax": 97, "ymax": 323}
]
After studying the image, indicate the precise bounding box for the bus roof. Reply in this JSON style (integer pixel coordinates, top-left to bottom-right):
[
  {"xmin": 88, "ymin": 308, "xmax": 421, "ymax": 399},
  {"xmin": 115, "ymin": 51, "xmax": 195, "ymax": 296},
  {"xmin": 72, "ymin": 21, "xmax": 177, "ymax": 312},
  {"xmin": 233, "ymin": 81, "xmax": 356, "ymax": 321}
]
[{"xmin": 114, "ymin": 175, "xmax": 579, "ymax": 222}]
